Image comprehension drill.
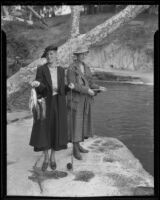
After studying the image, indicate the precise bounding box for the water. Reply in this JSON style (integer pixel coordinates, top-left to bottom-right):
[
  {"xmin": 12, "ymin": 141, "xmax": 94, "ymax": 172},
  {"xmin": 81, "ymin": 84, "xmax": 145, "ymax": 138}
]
[{"xmin": 92, "ymin": 82, "xmax": 154, "ymax": 176}]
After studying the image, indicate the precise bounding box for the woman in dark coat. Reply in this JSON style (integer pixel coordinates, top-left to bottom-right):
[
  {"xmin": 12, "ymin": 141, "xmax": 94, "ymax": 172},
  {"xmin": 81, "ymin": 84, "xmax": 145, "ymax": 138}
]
[
  {"xmin": 29, "ymin": 45, "xmax": 69, "ymax": 171},
  {"xmin": 67, "ymin": 46, "xmax": 106, "ymax": 160}
]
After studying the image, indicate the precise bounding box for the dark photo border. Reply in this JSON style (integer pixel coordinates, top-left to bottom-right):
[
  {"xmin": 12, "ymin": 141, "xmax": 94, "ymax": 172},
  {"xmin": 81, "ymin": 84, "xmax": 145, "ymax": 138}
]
[{"xmin": 1, "ymin": 1, "xmax": 159, "ymax": 200}]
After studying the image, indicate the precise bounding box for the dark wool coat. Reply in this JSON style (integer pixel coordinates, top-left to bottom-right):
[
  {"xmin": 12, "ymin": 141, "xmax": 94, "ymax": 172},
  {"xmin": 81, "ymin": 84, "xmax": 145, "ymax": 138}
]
[
  {"xmin": 67, "ymin": 61, "xmax": 100, "ymax": 142},
  {"xmin": 29, "ymin": 64, "xmax": 69, "ymax": 151}
]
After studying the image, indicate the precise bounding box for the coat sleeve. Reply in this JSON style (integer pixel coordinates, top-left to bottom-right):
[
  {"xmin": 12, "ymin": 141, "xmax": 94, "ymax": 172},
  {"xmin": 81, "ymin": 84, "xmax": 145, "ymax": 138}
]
[
  {"xmin": 86, "ymin": 65, "xmax": 100, "ymax": 89},
  {"xmin": 35, "ymin": 67, "xmax": 46, "ymax": 94},
  {"xmin": 67, "ymin": 68, "xmax": 89, "ymax": 94}
]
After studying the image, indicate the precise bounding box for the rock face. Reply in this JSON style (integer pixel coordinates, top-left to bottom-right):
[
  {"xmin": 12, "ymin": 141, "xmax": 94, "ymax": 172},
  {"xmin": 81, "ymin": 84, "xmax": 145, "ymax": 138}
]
[
  {"xmin": 84, "ymin": 19, "xmax": 157, "ymax": 72},
  {"xmin": 84, "ymin": 20, "xmax": 155, "ymax": 72},
  {"xmin": 86, "ymin": 43, "xmax": 153, "ymax": 72},
  {"xmin": 7, "ymin": 117, "xmax": 154, "ymax": 197}
]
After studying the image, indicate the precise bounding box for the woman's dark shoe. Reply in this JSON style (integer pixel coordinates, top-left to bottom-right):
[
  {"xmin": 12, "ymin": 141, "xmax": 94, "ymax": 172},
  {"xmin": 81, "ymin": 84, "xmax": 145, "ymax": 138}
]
[
  {"xmin": 73, "ymin": 143, "xmax": 82, "ymax": 160},
  {"xmin": 50, "ymin": 161, "xmax": 57, "ymax": 170},
  {"xmin": 41, "ymin": 162, "xmax": 49, "ymax": 172},
  {"xmin": 78, "ymin": 143, "xmax": 89, "ymax": 153}
]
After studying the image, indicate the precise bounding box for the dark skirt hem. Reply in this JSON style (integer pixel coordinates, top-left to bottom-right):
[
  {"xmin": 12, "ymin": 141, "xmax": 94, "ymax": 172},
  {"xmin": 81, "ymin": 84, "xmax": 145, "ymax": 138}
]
[
  {"xmin": 32, "ymin": 144, "xmax": 67, "ymax": 152},
  {"xmin": 30, "ymin": 94, "xmax": 68, "ymax": 152}
]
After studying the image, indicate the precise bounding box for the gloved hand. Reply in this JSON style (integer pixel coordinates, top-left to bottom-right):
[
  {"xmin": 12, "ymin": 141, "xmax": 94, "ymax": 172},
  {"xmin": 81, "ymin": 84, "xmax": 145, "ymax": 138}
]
[
  {"xmin": 68, "ymin": 83, "xmax": 75, "ymax": 89},
  {"xmin": 31, "ymin": 81, "xmax": 40, "ymax": 88}
]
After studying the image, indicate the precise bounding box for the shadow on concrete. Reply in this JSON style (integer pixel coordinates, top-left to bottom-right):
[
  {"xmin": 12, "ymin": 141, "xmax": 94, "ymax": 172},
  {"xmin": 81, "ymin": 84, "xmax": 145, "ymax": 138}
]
[{"xmin": 28, "ymin": 166, "xmax": 68, "ymax": 193}]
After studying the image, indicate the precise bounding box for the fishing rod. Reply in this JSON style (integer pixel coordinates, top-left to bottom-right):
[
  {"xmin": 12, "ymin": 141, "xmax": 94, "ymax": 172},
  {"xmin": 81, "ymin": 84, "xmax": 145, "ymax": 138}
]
[
  {"xmin": 66, "ymin": 43, "xmax": 74, "ymax": 171},
  {"xmin": 66, "ymin": 87, "xmax": 74, "ymax": 171}
]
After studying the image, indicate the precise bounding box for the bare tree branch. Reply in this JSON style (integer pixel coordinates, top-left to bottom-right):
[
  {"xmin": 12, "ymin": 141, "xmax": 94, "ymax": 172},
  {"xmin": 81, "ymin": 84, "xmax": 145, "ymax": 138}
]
[
  {"xmin": 2, "ymin": 6, "xmax": 12, "ymax": 20},
  {"xmin": 27, "ymin": 6, "xmax": 48, "ymax": 26}
]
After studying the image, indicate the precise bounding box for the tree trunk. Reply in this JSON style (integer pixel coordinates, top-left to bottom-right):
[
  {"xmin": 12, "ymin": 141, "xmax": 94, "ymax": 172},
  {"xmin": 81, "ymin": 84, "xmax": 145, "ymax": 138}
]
[
  {"xmin": 91, "ymin": 5, "xmax": 95, "ymax": 14},
  {"xmin": 3, "ymin": 6, "xmax": 12, "ymax": 20},
  {"xmin": 27, "ymin": 6, "xmax": 48, "ymax": 26},
  {"xmin": 29, "ymin": 11, "xmax": 33, "ymax": 21},
  {"xmin": 7, "ymin": 5, "xmax": 150, "ymax": 100},
  {"xmin": 87, "ymin": 5, "xmax": 92, "ymax": 14},
  {"xmin": 70, "ymin": 6, "xmax": 81, "ymax": 38}
]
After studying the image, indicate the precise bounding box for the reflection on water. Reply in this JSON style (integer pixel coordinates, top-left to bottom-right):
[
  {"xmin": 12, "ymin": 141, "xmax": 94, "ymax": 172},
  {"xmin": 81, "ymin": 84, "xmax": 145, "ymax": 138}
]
[{"xmin": 93, "ymin": 82, "xmax": 153, "ymax": 176}]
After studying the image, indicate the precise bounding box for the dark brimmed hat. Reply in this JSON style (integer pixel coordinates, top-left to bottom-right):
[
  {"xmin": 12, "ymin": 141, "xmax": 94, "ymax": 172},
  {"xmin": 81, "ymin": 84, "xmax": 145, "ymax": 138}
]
[
  {"xmin": 73, "ymin": 46, "xmax": 89, "ymax": 55},
  {"xmin": 41, "ymin": 45, "xmax": 58, "ymax": 58}
]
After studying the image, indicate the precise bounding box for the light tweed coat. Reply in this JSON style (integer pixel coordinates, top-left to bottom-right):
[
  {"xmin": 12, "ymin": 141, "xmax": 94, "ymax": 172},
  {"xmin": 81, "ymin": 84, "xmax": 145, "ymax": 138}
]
[{"xmin": 67, "ymin": 61, "xmax": 100, "ymax": 142}]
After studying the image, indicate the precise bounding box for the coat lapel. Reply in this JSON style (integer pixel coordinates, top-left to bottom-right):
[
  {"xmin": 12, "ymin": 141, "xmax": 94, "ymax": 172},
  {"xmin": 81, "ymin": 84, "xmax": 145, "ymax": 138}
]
[
  {"xmin": 44, "ymin": 65, "xmax": 63, "ymax": 93},
  {"xmin": 57, "ymin": 66, "xmax": 62, "ymax": 92},
  {"xmin": 43, "ymin": 64, "xmax": 53, "ymax": 90},
  {"xmin": 75, "ymin": 63, "xmax": 89, "ymax": 86}
]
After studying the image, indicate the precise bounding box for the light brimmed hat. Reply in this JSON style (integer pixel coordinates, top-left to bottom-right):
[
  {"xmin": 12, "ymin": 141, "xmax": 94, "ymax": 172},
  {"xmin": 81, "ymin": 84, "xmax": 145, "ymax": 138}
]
[{"xmin": 73, "ymin": 46, "xmax": 89, "ymax": 54}]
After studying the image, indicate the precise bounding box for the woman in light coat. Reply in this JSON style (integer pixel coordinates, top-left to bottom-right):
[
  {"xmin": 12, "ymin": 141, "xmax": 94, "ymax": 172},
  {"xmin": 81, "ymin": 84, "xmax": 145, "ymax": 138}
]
[{"xmin": 67, "ymin": 46, "xmax": 106, "ymax": 160}]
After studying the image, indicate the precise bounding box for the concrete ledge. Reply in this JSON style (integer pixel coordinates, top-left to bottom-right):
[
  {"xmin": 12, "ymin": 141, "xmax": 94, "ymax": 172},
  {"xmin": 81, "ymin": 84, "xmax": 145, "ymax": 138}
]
[
  {"xmin": 7, "ymin": 110, "xmax": 32, "ymax": 124},
  {"xmin": 7, "ymin": 118, "xmax": 154, "ymax": 196},
  {"xmin": 91, "ymin": 68, "xmax": 153, "ymax": 85}
]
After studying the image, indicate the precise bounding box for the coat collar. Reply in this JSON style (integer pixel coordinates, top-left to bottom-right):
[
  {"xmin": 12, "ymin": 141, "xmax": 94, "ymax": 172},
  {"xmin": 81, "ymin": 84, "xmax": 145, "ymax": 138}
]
[
  {"xmin": 43, "ymin": 64, "xmax": 62, "ymax": 91},
  {"xmin": 73, "ymin": 61, "xmax": 83, "ymax": 74},
  {"xmin": 73, "ymin": 61, "xmax": 88, "ymax": 83}
]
